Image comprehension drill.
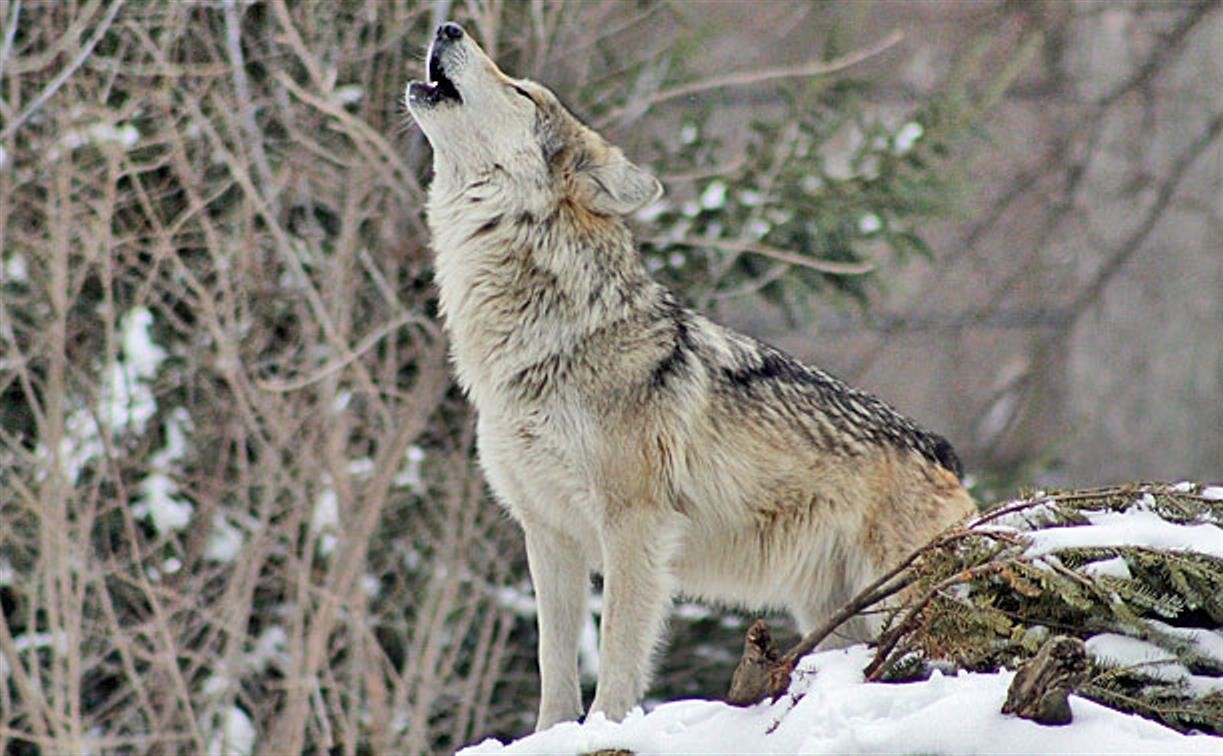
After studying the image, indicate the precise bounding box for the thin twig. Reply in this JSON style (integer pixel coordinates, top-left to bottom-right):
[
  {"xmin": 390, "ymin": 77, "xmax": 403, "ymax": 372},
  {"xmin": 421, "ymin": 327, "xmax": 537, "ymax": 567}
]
[
  {"xmin": 648, "ymin": 235, "xmax": 876, "ymax": 276},
  {"xmin": 222, "ymin": 0, "xmax": 275, "ymax": 199},
  {"xmin": 599, "ymin": 30, "xmax": 903, "ymax": 127},
  {"xmin": 0, "ymin": 0, "xmax": 22, "ymax": 80},
  {"xmin": 0, "ymin": 0, "xmax": 125, "ymax": 141},
  {"xmin": 256, "ymin": 312, "xmax": 431, "ymax": 393}
]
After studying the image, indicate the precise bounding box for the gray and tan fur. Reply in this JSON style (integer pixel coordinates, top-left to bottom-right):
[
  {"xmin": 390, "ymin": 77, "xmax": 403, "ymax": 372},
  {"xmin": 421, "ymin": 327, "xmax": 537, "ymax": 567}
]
[{"xmin": 406, "ymin": 23, "xmax": 976, "ymax": 731}]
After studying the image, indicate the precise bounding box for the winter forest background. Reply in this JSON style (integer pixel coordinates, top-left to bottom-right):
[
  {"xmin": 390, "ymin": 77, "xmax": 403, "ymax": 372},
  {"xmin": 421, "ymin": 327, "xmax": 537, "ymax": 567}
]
[{"xmin": 1, "ymin": 0, "xmax": 1219, "ymax": 753}]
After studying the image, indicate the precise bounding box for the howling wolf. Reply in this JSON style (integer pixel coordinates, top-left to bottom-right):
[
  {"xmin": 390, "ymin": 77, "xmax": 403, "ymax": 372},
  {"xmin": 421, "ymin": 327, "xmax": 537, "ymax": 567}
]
[{"xmin": 406, "ymin": 22, "xmax": 975, "ymax": 731}]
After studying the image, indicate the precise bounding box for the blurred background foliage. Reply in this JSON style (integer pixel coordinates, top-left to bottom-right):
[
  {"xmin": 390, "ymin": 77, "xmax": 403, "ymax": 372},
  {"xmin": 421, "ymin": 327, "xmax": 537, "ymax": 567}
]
[{"xmin": 1, "ymin": 0, "xmax": 1217, "ymax": 753}]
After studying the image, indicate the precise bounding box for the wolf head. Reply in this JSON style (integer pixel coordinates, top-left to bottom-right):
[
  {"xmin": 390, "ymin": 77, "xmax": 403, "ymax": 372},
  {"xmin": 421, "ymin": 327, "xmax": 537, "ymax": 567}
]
[{"xmin": 406, "ymin": 23, "xmax": 662, "ymax": 216}]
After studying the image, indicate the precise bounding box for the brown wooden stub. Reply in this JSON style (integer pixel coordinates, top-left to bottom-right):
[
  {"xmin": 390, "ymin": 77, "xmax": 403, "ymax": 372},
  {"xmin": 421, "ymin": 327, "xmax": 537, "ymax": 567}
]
[
  {"xmin": 1002, "ymin": 635, "xmax": 1089, "ymax": 726},
  {"xmin": 726, "ymin": 619, "xmax": 786, "ymax": 706}
]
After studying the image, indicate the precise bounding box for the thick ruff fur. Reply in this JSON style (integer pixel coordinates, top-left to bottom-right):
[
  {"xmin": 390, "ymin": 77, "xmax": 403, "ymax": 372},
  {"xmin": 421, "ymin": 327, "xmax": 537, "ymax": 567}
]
[{"xmin": 406, "ymin": 23, "xmax": 976, "ymax": 731}]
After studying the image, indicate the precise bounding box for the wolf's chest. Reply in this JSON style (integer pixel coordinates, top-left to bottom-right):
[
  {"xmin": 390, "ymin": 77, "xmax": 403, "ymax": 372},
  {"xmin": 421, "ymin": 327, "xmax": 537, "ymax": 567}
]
[
  {"xmin": 476, "ymin": 401, "xmax": 606, "ymax": 542},
  {"xmin": 479, "ymin": 388, "xmax": 595, "ymax": 468}
]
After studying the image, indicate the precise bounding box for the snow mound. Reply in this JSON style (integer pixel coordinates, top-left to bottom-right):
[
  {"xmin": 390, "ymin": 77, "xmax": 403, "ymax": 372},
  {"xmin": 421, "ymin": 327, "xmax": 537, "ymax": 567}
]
[
  {"xmin": 460, "ymin": 645, "xmax": 1219, "ymax": 755},
  {"xmin": 1023, "ymin": 506, "xmax": 1222, "ymax": 558}
]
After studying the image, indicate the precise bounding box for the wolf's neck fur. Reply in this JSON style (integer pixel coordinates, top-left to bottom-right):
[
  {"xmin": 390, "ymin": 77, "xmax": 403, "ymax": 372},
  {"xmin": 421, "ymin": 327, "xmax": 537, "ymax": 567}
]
[{"xmin": 427, "ymin": 170, "xmax": 661, "ymax": 403}]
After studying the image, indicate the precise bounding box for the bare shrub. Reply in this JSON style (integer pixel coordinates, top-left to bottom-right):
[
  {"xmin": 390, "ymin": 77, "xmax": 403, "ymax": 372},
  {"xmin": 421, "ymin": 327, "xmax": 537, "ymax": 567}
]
[{"xmin": 0, "ymin": 2, "xmax": 530, "ymax": 752}]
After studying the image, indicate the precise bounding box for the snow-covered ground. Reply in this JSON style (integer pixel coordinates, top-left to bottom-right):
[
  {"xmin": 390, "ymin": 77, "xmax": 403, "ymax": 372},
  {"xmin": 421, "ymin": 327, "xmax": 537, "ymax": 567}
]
[
  {"xmin": 460, "ymin": 645, "xmax": 1219, "ymax": 754},
  {"xmin": 462, "ymin": 485, "xmax": 1223, "ymax": 754}
]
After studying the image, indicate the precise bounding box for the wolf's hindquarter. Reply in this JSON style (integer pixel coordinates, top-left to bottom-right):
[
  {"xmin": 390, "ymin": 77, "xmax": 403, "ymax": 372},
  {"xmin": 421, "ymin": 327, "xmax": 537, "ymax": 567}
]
[{"xmin": 407, "ymin": 23, "xmax": 976, "ymax": 730}]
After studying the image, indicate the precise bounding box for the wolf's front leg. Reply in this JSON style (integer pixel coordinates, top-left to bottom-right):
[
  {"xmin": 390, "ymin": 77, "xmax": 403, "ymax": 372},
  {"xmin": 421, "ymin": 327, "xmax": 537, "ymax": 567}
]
[
  {"xmin": 588, "ymin": 515, "xmax": 675, "ymax": 721},
  {"xmin": 523, "ymin": 522, "xmax": 589, "ymax": 731}
]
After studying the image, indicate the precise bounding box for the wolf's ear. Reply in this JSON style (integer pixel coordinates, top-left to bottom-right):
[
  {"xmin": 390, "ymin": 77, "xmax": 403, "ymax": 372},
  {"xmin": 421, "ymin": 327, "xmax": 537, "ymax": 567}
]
[{"xmin": 577, "ymin": 148, "xmax": 663, "ymax": 216}]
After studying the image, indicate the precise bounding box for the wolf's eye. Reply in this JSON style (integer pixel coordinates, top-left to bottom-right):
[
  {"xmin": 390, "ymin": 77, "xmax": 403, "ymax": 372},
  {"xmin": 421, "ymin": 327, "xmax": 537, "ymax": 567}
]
[{"xmin": 510, "ymin": 84, "xmax": 534, "ymax": 103}]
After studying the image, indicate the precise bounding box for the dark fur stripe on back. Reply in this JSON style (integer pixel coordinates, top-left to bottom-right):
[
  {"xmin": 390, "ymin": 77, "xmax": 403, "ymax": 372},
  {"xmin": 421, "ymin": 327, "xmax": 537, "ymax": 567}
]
[
  {"xmin": 722, "ymin": 342, "xmax": 963, "ymax": 479},
  {"xmin": 650, "ymin": 300, "xmax": 695, "ymax": 389}
]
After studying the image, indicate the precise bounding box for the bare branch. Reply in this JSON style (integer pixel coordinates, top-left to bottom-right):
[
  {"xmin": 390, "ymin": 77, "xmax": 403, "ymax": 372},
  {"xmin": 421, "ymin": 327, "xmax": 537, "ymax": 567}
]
[
  {"xmin": 0, "ymin": 0, "xmax": 125, "ymax": 141},
  {"xmin": 599, "ymin": 30, "xmax": 903, "ymax": 127},
  {"xmin": 648, "ymin": 235, "xmax": 877, "ymax": 276}
]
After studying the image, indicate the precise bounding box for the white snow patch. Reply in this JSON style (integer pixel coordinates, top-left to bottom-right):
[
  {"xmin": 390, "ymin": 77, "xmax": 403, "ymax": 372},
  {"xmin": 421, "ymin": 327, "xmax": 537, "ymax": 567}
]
[
  {"xmin": 983, "ymin": 498, "xmax": 1059, "ymax": 531},
  {"xmin": 1146, "ymin": 620, "xmax": 1223, "ymax": 665},
  {"xmin": 894, "ymin": 121, "xmax": 924, "ymax": 155},
  {"xmin": 699, "ymin": 180, "xmax": 727, "ymax": 210},
  {"xmin": 202, "ymin": 674, "xmax": 230, "ymax": 698},
  {"xmin": 208, "ymin": 705, "xmax": 255, "ymax": 756},
  {"xmin": 4, "ymin": 252, "xmax": 26, "ymax": 282},
  {"xmin": 332, "ymin": 84, "xmax": 364, "ymax": 105},
  {"xmin": 96, "ymin": 308, "xmax": 168, "ymax": 439},
  {"xmin": 1200, "ymin": 486, "xmax": 1223, "ymax": 501},
  {"xmin": 90, "ymin": 121, "xmax": 140, "ymax": 148},
  {"xmin": 858, "ymin": 213, "xmax": 882, "ymax": 234},
  {"xmin": 205, "ymin": 513, "xmax": 245, "ymax": 562},
  {"xmin": 48, "ymin": 421, "xmax": 88, "ymax": 489},
  {"xmin": 679, "ymin": 123, "xmax": 698, "ymax": 145},
  {"xmin": 348, "ymin": 456, "xmax": 374, "ymax": 478},
  {"xmin": 579, "ymin": 611, "xmax": 600, "ymax": 683},
  {"xmin": 312, "ymin": 486, "xmax": 339, "ymax": 556},
  {"xmin": 737, "ymin": 189, "xmax": 764, "ymax": 207},
  {"xmin": 1185, "ymin": 675, "xmax": 1223, "ymax": 696},
  {"xmin": 495, "ymin": 584, "xmax": 538, "ymax": 617},
  {"xmin": 133, "ymin": 473, "xmax": 194, "ymax": 533},
  {"xmin": 745, "ymin": 219, "xmax": 770, "ymax": 239},
  {"xmin": 1172, "ymin": 481, "xmax": 1195, "ymax": 493},
  {"xmin": 132, "ymin": 408, "xmax": 194, "ymax": 533},
  {"xmin": 799, "ymin": 174, "xmax": 823, "ymax": 194},
  {"xmin": 1080, "ymin": 555, "xmax": 1132, "ymax": 580},
  {"xmin": 14, "ymin": 631, "xmax": 69, "ymax": 654},
  {"xmin": 51, "ymin": 121, "xmax": 140, "ymax": 159},
  {"xmin": 121, "ymin": 308, "xmax": 165, "ymax": 377},
  {"xmin": 672, "ymin": 602, "xmax": 714, "ymax": 621},
  {"xmin": 1086, "ymin": 634, "xmax": 1185, "ymax": 681},
  {"xmin": 1024, "ymin": 508, "xmax": 1222, "ymax": 558},
  {"xmin": 247, "ymin": 625, "xmax": 288, "ymax": 674},
  {"xmin": 460, "ymin": 645, "xmax": 1218, "ymax": 754},
  {"xmin": 394, "ymin": 445, "xmax": 426, "ymax": 493},
  {"xmin": 312, "ymin": 486, "xmax": 338, "ymax": 532}
]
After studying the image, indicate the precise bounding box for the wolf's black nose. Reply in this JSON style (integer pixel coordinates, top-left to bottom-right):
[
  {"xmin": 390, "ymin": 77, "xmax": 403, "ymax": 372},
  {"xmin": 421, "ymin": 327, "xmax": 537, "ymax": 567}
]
[{"xmin": 438, "ymin": 23, "xmax": 464, "ymax": 42}]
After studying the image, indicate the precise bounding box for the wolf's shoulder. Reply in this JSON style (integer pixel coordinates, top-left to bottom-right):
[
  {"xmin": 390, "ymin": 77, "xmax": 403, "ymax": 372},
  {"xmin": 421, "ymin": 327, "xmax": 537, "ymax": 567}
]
[{"xmin": 665, "ymin": 316, "xmax": 964, "ymax": 479}]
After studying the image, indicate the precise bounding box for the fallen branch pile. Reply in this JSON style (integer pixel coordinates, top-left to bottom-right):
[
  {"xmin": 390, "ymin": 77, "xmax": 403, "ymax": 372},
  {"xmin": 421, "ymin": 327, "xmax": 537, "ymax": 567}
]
[{"xmin": 727, "ymin": 482, "xmax": 1223, "ymax": 734}]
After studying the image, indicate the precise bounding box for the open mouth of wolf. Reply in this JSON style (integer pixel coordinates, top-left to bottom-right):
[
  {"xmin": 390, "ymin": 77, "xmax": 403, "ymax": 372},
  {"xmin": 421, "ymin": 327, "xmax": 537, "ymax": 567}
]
[{"xmin": 412, "ymin": 50, "xmax": 461, "ymax": 106}]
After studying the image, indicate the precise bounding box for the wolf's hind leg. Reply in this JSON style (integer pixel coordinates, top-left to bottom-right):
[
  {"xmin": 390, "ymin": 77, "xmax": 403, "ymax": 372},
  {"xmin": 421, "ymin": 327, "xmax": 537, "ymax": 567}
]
[
  {"xmin": 524, "ymin": 522, "xmax": 588, "ymax": 731},
  {"xmin": 588, "ymin": 513, "xmax": 676, "ymax": 722}
]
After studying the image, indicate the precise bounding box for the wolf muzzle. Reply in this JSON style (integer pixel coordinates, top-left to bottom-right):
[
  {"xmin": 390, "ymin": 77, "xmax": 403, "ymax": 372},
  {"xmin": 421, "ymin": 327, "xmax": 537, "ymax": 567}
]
[{"xmin": 409, "ymin": 23, "xmax": 465, "ymax": 106}]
